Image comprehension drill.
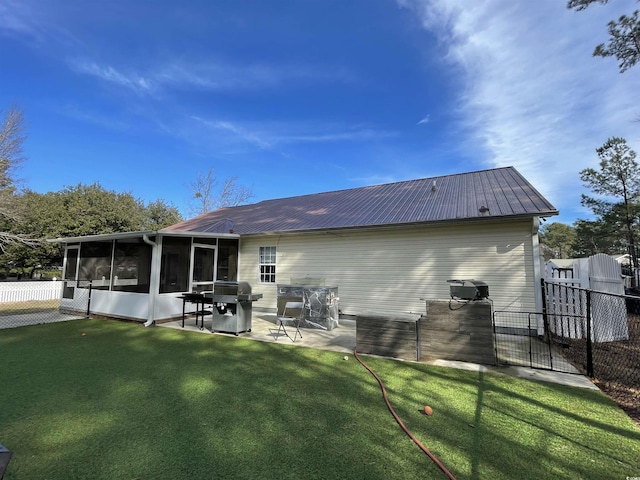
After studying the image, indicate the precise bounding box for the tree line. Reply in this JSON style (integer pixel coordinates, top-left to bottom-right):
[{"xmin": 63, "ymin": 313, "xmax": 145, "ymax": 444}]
[
  {"xmin": 541, "ymin": 137, "xmax": 640, "ymax": 264},
  {"xmin": 542, "ymin": 1, "xmax": 640, "ymax": 266}
]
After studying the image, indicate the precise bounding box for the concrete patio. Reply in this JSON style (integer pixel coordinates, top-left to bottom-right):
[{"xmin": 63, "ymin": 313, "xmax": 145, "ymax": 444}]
[{"xmin": 158, "ymin": 312, "xmax": 599, "ymax": 391}]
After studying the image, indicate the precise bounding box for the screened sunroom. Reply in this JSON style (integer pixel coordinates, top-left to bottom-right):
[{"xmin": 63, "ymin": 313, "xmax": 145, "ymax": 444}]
[{"xmin": 51, "ymin": 231, "xmax": 240, "ymax": 324}]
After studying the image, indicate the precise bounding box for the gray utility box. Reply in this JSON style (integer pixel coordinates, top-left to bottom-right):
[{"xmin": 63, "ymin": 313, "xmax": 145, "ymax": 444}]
[{"xmin": 277, "ymin": 284, "xmax": 339, "ymax": 330}]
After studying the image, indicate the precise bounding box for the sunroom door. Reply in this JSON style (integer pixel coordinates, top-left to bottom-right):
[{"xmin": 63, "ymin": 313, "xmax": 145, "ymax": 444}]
[{"xmin": 191, "ymin": 245, "xmax": 216, "ymax": 293}]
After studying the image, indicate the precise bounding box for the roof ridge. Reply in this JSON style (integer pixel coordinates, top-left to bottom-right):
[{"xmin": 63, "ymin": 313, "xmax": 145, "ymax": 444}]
[{"xmin": 246, "ymin": 166, "xmax": 517, "ymax": 207}]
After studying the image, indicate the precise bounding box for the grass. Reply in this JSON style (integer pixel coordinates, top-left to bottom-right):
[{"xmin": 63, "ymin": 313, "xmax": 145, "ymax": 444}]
[
  {"xmin": 0, "ymin": 300, "xmax": 60, "ymax": 316},
  {"xmin": 0, "ymin": 319, "xmax": 639, "ymax": 480}
]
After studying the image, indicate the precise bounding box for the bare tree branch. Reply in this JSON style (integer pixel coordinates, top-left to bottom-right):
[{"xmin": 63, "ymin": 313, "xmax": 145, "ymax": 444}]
[
  {"xmin": 0, "ymin": 233, "xmax": 40, "ymax": 253},
  {"xmin": 0, "ymin": 104, "xmax": 26, "ymax": 191},
  {"xmin": 188, "ymin": 168, "xmax": 217, "ymax": 216},
  {"xmin": 216, "ymin": 176, "xmax": 254, "ymax": 210},
  {"xmin": 0, "ymin": 104, "xmax": 36, "ymax": 251},
  {"xmin": 187, "ymin": 168, "xmax": 254, "ymax": 216}
]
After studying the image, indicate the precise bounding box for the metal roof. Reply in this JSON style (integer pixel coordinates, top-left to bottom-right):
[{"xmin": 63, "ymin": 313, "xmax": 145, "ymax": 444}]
[{"xmin": 163, "ymin": 167, "xmax": 558, "ymax": 235}]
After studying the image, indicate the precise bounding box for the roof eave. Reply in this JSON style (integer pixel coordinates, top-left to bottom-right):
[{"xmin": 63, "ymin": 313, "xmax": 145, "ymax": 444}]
[
  {"xmin": 48, "ymin": 229, "xmax": 241, "ymax": 244},
  {"xmin": 156, "ymin": 229, "xmax": 240, "ymax": 239},
  {"xmin": 238, "ymin": 211, "xmax": 560, "ymax": 237},
  {"xmin": 47, "ymin": 230, "xmax": 158, "ymax": 244}
]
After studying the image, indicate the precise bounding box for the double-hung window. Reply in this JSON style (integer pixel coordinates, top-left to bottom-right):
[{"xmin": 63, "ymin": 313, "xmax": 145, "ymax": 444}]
[{"xmin": 259, "ymin": 246, "xmax": 276, "ymax": 283}]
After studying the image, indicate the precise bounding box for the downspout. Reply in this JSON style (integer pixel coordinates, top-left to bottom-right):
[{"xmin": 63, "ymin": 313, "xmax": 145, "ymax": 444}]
[{"xmin": 143, "ymin": 234, "xmax": 158, "ymax": 327}]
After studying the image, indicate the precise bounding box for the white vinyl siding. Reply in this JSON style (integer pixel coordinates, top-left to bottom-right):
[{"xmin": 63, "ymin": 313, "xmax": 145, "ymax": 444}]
[{"xmin": 239, "ymin": 220, "xmax": 538, "ymax": 315}]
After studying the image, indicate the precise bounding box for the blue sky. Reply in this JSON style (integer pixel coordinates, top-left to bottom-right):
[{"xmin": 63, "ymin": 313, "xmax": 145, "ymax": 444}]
[{"xmin": 0, "ymin": 0, "xmax": 638, "ymax": 224}]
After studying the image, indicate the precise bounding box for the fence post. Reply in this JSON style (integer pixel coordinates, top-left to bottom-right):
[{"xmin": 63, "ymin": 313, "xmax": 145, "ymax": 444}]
[
  {"xmin": 585, "ymin": 289, "xmax": 594, "ymax": 377},
  {"xmin": 540, "ymin": 278, "xmax": 548, "ymax": 335},
  {"xmin": 540, "ymin": 278, "xmax": 554, "ymax": 370}
]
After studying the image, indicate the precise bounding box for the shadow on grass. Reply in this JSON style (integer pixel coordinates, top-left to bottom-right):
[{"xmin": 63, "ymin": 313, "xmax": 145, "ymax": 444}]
[
  {"xmin": 373, "ymin": 358, "xmax": 640, "ymax": 479},
  {"xmin": 0, "ymin": 319, "xmax": 638, "ymax": 480}
]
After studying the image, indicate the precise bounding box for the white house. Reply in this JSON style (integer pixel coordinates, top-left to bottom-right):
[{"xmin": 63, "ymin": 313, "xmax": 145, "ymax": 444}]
[{"xmin": 50, "ymin": 166, "xmax": 558, "ymax": 325}]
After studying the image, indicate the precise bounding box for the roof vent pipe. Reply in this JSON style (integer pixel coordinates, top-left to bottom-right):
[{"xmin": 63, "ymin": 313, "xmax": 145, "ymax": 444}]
[{"xmin": 431, "ymin": 180, "xmax": 437, "ymax": 192}]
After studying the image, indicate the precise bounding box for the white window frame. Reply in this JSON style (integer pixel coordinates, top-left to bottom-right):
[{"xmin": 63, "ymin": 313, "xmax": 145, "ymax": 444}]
[
  {"xmin": 63, "ymin": 245, "xmax": 80, "ymax": 281},
  {"xmin": 190, "ymin": 243, "xmax": 217, "ymax": 293},
  {"xmin": 259, "ymin": 246, "xmax": 277, "ymax": 284}
]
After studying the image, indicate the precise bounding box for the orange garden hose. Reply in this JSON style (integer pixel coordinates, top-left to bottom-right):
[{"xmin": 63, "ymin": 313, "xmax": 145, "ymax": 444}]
[{"xmin": 353, "ymin": 348, "xmax": 457, "ymax": 480}]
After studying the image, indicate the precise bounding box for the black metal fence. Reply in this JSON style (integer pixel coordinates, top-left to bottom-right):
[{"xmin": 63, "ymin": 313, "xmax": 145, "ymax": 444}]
[
  {"xmin": 0, "ymin": 281, "xmax": 90, "ymax": 330},
  {"xmin": 492, "ymin": 310, "xmax": 581, "ymax": 373}
]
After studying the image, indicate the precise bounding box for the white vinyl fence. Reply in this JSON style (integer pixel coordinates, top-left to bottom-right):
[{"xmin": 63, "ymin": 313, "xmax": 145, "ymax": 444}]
[
  {"xmin": 0, "ymin": 281, "xmax": 61, "ymax": 303},
  {"xmin": 544, "ymin": 253, "xmax": 629, "ymax": 342}
]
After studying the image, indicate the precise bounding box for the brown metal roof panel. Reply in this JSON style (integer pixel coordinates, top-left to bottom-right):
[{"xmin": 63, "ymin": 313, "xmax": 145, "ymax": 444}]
[
  {"xmin": 483, "ymin": 169, "xmax": 516, "ymax": 215},
  {"xmin": 501, "ymin": 169, "xmax": 533, "ymax": 213},
  {"xmin": 506, "ymin": 168, "xmax": 556, "ymax": 213},
  {"xmin": 399, "ymin": 183, "xmax": 428, "ymax": 222},
  {"xmin": 457, "ymin": 174, "xmax": 473, "ymax": 219},
  {"xmin": 484, "ymin": 170, "xmax": 510, "ymax": 215},
  {"xmin": 488, "ymin": 169, "xmax": 531, "ymax": 215},
  {"xmin": 361, "ymin": 184, "xmax": 409, "ymax": 225},
  {"xmin": 163, "ymin": 167, "xmax": 558, "ymax": 235},
  {"xmin": 430, "ymin": 176, "xmax": 458, "ymax": 220}
]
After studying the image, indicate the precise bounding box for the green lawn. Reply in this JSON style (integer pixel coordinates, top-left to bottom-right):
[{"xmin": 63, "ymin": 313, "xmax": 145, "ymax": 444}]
[{"xmin": 0, "ymin": 319, "xmax": 638, "ymax": 480}]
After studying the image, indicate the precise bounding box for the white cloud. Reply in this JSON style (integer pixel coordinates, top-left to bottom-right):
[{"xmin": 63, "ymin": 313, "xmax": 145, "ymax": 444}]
[
  {"xmin": 0, "ymin": 0, "xmax": 78, "ymax": 46},
  {"xmin": 67, "ymin": 57, "xmax": 356, "ymax": 97},
  {"xmin": 188, "ymin": 116, "xmax": 397, "ymax": 154},
  {"xmin": 275, "ymin": 128, "xmax": 397, "ymax": 143},
  {"xmin": 1, "ymin": 1, "xmax": 355, "ymax": 97},
  {"xmin": 155, "ymin": 61, "xmax": 355, "ymax": 91},
  {"xmin": 205, "ymin": 119, "xmax": 274, "ymax": 150},
  {"xmin": 69, "ymin": 60, "xmax": 153, "ymax": 94},
  {"xmin": 398, "ymin": 0, "xmax": 640, "ymax": 222},
  {"xmin": 0, "ymin": 0, "xmax": 47, "ymax": 40}
]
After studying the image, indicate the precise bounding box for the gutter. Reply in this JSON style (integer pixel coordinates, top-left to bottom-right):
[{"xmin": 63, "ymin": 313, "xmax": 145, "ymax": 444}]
[{"xmin": 142, "ymin": 234, "xmax": 158, "ymax": 327}]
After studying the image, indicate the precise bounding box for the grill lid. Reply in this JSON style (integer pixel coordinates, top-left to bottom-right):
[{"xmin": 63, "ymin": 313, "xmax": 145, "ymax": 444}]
[
  {"xmin": 446, "ymin": 279, "xmax": 489, "ymax": 300},
  {"xmin": 213, "ymin": 281, "xmax": 252, "ymax": 295}
]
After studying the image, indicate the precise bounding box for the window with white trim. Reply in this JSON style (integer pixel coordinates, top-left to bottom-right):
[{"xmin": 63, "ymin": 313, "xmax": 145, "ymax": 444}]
[{"xmin": 259, "ymin": 246, "xmax": 277, "ymax": 283}]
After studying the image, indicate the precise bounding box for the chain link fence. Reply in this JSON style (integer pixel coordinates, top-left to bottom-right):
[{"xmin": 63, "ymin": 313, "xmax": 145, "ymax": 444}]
[
  {"xmin": 0, "ymin": 281, "xmax": 88, "ymax": 330},
  {"xmin": 543, "ymin": 281, "xmax": 639, "ymax": 424}
]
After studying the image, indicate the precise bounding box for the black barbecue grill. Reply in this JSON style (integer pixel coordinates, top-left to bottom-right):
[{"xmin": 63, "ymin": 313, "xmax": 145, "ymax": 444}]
[{"xmin": 447, "ymin": 279, "xmax": 489, "ymax": 301}]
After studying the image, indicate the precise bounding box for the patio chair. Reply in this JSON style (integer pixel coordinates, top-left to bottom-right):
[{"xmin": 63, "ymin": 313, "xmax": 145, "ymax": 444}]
[{"xmin": 272, "ymin": 301, "xmax": 304, "ymax": 342}]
